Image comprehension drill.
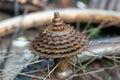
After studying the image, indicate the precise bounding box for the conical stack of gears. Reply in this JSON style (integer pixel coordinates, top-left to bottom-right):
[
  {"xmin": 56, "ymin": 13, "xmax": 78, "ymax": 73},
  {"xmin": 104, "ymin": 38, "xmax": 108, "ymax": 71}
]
[{"xmin": 31, "ymin": 12, "xmax": 89, "ymax": 79}]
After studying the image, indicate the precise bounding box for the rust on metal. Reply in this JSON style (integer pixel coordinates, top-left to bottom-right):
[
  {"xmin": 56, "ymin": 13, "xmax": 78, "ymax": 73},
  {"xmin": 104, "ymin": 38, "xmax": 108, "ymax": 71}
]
[
  {"xmin": 31, "ymin": 12, "xmax": 89, "ymax": 80},
  {"xmin": 31, "ymin": 12, "xmax": 88, "ymax": 58}
]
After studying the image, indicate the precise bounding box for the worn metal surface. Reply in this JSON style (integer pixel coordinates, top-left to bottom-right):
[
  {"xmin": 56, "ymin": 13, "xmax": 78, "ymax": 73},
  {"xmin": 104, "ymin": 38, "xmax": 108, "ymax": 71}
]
[
  {"xmin": 31, "ymin": 12, "xmax": 88, "ymax": 58},
  {"xmin": 30, "ymin": 12, "xmax": 89, "ymax": 79}
]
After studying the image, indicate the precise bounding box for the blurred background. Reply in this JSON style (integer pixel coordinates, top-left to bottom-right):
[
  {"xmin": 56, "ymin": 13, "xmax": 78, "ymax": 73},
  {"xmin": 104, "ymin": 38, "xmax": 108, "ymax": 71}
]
[{"xmin": 0, "ymin": 0, "xmax": 120, "ymax": 80}]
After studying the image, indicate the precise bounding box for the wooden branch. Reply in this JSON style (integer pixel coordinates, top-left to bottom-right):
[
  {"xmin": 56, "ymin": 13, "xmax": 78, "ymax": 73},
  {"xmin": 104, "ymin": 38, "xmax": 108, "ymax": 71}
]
[{"xmin": 0, "ymin": 8, "xmax": 120, "ymax": 37}]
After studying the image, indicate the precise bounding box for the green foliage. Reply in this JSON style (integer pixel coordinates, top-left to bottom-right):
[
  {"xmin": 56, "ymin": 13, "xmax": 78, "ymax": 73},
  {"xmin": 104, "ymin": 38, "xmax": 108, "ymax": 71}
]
[
  {"xmin": 89, "ymin": 25, "xmax": 101, "ymax": 37},
  {"xmin": 81, "ymin": 65, "xmax": 87, "ymax": 69},
  {"xmin": 108, "ymin": 77, "xmax": 112, "ymax": 80}
]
